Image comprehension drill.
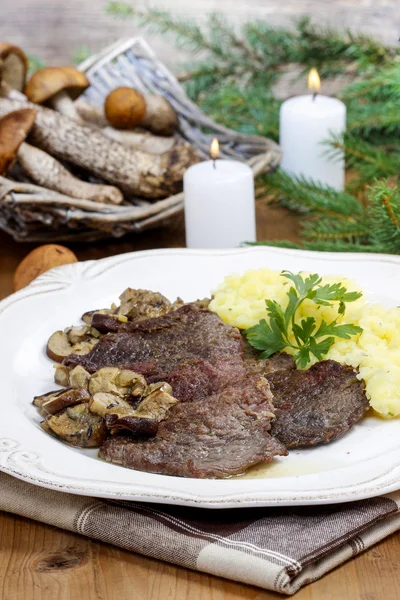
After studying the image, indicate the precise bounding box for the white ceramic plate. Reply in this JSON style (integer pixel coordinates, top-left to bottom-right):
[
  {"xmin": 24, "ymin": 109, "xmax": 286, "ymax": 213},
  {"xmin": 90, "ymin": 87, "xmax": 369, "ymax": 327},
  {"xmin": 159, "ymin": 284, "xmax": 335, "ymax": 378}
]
[{"xmin": 1, "ymin": 247, "xmax": 400, "ymax": 508}]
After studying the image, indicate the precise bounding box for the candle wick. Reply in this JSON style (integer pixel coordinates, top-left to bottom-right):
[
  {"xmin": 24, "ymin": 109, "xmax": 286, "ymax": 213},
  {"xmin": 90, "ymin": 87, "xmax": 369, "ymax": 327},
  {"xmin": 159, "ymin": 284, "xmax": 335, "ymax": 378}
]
[
  {"xmin": 213, "ymin": 159, "xmax": 216, "ymax": 170},
  {"xmin": 312, "ymin": 92, "xmax": 318, "ymax": 102}
]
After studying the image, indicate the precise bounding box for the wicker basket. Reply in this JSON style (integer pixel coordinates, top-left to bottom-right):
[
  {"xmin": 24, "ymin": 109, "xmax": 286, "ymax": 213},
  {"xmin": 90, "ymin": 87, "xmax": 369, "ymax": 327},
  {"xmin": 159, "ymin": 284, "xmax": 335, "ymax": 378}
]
[{"xmin": 0, "ymin": 38, "xmax": 281, "ymax": 242}]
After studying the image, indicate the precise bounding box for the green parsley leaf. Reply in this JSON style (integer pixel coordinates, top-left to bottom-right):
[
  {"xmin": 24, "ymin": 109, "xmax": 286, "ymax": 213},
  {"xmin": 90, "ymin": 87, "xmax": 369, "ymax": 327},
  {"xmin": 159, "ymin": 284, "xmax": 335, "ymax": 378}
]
[{"xmin": 244, "ymin": 270, "xmax": 363, "ymax": 369}]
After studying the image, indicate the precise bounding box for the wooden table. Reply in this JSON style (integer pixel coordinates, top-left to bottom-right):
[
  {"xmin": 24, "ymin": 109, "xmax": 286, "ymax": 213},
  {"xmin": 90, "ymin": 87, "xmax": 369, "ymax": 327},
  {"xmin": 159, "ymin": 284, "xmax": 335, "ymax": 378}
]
[{"xmin": 1, "ymin": 202, "xmax": 399, "ymax": 600}]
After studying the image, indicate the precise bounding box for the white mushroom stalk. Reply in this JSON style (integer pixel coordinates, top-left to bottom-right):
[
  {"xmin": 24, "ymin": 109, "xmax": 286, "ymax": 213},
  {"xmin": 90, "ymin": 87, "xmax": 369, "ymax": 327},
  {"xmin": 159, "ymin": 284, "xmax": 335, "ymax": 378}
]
[
  {"xmin": 50, "ymin": 89, "xmax": 84, "ymax": 123},
  {"xmin": 0, "ymin": 97, "xmax": 200, "ymax": 198},
  {"xmin": 18, "ymin": 143, "xmax": 123, "ymax": 205}
]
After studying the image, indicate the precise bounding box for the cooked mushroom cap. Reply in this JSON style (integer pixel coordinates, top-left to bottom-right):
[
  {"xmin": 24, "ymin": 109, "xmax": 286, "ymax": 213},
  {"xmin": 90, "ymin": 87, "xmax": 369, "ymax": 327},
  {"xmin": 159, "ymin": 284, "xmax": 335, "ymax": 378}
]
[
  {"xmin": 104, "ymin": 87, "xmax": 147, "ymax": 130},
  {"xmin": 43, "ymin": 403, "xmax": 107, "ymax": 447},
  {"xmin": 0, "ymin": 108, "xmax": 36, "ymax": 174},
  {"xmin": 25, "ymin": 67, "xmax": 90, "ymax": 104},
  {"xmin": 54, "ymin": 364, "xmax": 70, "ymax": 387},
  {"xmin": 89, "ymin": 392, "xmax": 135, "ymax": 418},
  {"xmin": 69, "ymin": 365, "xmax": 91, "ymax": 390},
  {"xmin": 88, "ymin": 367, "xmax": 146, "ymax": 398},
  {"xmin": 46, "ymin": 330, "xmax": 73, "ymax": 363},
  {"xmin": 135, "ymin": 387, "xmax": 178, "ymax": 421},
  {"xmin": 47, "ymin": 329, "xmax": 99, "ymax": 363},
  {"xmin": 118, "ymin": 288, "xmax": 172, "ymax": 321},
  {"xmin": 42, "ymin": 387, "xmax": 90, "ymax": 415},
  {"xmin": 0, "ymin": 43, "xmax": 28, "ymax": 91}
]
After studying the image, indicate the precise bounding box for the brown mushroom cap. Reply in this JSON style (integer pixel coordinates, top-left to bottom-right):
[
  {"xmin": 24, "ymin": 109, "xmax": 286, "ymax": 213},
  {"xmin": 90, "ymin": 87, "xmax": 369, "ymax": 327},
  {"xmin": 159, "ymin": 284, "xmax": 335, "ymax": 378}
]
[
  {"xmin": 0, "ymin": 108, "xmax": 36, "ymax": 174},
  {"xmin": 24, "ymin": 67, "xmax": 90, "ymax": 104},
  {"xmin": 0, "ymin": 43, "xmax": 28, "ymax": 91},
  {"xmin": 104, "ymin": 87, "xmax": 147, "ymax": 129}
]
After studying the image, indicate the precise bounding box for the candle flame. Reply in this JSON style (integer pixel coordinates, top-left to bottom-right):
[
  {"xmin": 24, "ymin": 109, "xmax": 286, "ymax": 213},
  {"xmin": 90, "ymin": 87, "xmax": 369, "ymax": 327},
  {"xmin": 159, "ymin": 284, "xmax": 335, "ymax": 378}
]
[
  {"xmin": 308, "ymin": 68, "xmax": 321, "ymax": 95},
  {"xmin": 210, "ymin": 137, "xmax": 220, "ymax": 160}
]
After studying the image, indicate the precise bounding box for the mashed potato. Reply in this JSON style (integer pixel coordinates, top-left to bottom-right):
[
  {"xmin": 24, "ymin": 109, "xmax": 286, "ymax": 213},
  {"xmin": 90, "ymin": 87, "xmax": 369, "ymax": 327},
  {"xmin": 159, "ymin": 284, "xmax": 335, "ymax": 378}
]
[{"xmin": 209, "ymin": 268, "xmax": 400, "ymax": 418}]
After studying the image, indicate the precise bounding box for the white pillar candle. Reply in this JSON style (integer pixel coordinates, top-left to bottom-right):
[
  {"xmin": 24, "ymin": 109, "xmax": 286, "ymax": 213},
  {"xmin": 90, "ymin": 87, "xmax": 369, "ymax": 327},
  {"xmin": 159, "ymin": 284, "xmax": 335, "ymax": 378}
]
[
  {"xmin": 279, "ymin": 70, "xmax": 346, "ymax": 191},
  {"xmin": 183, "ymin": 153, "xmax": 256, "ymax": 249}
]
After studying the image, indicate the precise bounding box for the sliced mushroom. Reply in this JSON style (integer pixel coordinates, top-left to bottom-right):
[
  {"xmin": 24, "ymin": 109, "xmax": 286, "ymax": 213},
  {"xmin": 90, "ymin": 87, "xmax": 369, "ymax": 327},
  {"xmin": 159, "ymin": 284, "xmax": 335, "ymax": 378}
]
[
  {"xmin": 135, "ymin": 386, "xmax": 178, "ymax": 422},
  {"xmin": 25, "ymin": 66, "xmax": 89, "ymax": 123},
  {"xmin": 72, "ymin": 338, "xmax": 99, "ymax": 355},
  {"xmin": 33, "ymin": 389, "xmax": 61, "ymax": 417},
  {"xmin": 43, "ymin": 403, "xmax": 107, "ymax": 447},
  {"xmin": 69, "ymin": 365, "xmax": 91, "ymax": 390},
  {"xmin": 46, "ymin": 330, "xmax": 74, "ymax": 362},
  {"xmin": 81, "ymin": 307, "xmax": 116, "ymax": 325},
  {"xmin": 54, "ymin": 364, "xmax": 70, "ymax": 387},
  {"xmin": 88, "ymin": 367, "xmax": 146, "ymax": 397},
  {"xmin": 145, "ymin": 382, "xmax": 173, "ymax": 395},
  {"xmin": 42, "ymin": 387, "xmax": 90, "ymax": 416},
  {"xmin": 89, "ymin": 392, "xmax": 135, "ymax": 418},
  {"xmin": 47, "ymin": 329, "xmax": 99, "ymax": 363},
  {"xmin": 118, "ymin": 288, "xmax": 172, "ymax": 321},
  {"xmin": 104, "ymin": 414, "xmax": 158, "ymax": 438},
  {"xmin": 116, "ymin": 370, "xmax": 146, "ymax": 396}
]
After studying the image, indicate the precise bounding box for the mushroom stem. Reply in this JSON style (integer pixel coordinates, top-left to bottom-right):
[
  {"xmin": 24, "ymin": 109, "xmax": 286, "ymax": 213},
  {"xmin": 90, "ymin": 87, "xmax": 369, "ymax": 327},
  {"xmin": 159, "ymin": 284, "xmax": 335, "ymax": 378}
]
[
  {"xmin": 0, "ymin": 97, "xmax": 200, "ymax": 198},
  {"xmin": 102, "ymin": 126, "xmax": 176, "ymax": 155},
  {"xmin": 50, "ymin": 90, "xmax": 84, "ymax": 123},
  {"xmin": 74, "ymin": 99, "xmax": 108, "ymax": 127},
  {"xmin": 0, "ymin": 80, "xmax": 26, "ymax": 101},
  {"xmin": 17, "ymin": 142, "xmax": 123, "ymax": 205}
]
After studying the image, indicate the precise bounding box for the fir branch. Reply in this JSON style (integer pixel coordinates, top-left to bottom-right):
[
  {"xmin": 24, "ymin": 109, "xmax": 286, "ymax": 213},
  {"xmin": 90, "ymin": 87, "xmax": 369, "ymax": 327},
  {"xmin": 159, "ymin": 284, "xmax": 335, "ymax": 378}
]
[
  {"xmin": 246, "ymin": 239, "xmax": 386, "ymax": 253},
  {"xmin": 105, "ymin": 1, "xmax": 134, "ymax": 18},
  {"xmin": 347, "ymin": 102, "xmax": 400, "ymax": 137},
  {"xmin": 328, "ymin": 134, "xmax": 400, "ymax": 189},
  {"xmin": 294, "ymin": 17, "xmax": 396, "ymax": 72},
  {"xmin": 366, "ymin": 181, "xmax": 400, "ymax": 252},
  {"xmin": 258, "ymin": 170, "xmax": 364, "ymax": 217},
  {"xmin": 301, "ymin": 217, "xmax": 369, "ymax": 242}
]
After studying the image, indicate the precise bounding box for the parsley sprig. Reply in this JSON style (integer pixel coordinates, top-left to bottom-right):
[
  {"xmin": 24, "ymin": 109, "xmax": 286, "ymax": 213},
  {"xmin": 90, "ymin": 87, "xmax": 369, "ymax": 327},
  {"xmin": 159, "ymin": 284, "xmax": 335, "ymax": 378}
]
[{"xmin": 244, "ymin": 271, "xmax": 363, "ymax": 369}]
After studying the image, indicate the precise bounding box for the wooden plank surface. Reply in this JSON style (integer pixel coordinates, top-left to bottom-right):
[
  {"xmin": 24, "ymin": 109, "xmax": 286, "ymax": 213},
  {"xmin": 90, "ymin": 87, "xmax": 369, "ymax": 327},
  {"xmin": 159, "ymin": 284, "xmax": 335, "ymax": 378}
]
[
  {"xmin": 1, "ymin": 0, "xmax": 400, "ymax": 70},
  {"xmin": 0, "ymin": 203, "xmax": 400, "ymax": 599}
]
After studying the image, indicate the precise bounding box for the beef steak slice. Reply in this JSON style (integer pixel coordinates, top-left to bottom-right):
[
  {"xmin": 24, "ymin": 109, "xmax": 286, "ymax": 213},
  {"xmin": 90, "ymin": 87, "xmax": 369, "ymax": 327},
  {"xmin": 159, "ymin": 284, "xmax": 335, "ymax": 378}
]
[
  {"xmin": 99, "ymin": 376, "xmax": 287, "ymax": 478},
  {"xmin": 65, "ymin": 304, "xmax": 246, "ymax": 400},
  {"xmin": 269, "ymin": 360, "xmax": 369, "ymax": 448}
]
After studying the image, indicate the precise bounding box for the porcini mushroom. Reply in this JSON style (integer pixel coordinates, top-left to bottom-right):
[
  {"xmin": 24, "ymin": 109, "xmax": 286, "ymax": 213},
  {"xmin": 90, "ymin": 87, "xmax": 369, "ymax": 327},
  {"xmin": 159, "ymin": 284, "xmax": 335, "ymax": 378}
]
[
  {"xmin": 0, "ymin": 97, "xmax": 200, "ymax": 198},
  {"xmin": 25, "ymin": 66, "xmax": 89, "ymax": 123},
  {"xmin": 105, "ymin": 87, "xmax": 179, "ymax": 136},
  {"xmin": 0, "ymin": 42, "xmax": 28, "ymax": 95},
  {"xmin": 0, "ymin": 108, "xmax": 123, "ymax": 204},
  {"xmin": 0, "ymin": 107, "xmax": 35, "ymax": 174}
]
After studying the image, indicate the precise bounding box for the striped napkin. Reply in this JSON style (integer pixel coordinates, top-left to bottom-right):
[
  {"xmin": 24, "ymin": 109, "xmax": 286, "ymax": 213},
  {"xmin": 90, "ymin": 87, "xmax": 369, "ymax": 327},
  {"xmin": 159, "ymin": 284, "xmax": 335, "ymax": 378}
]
[{"xmin": 1, "ymin": 473, "xmax": 400, "ymax": 594}]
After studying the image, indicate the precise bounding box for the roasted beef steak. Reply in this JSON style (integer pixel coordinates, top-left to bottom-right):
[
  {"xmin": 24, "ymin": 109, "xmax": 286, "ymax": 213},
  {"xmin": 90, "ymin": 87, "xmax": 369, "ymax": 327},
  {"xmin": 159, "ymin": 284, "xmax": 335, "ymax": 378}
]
[
  {"xmin": 65, "ymin": 302, "xmax": 369, "ymax": 476},
  {"xmin": 65, "ymin": 305, "xmax": 246, "ymax": 401},
  {"xmin": 68, "ymin": 304, "xmax": 287, "ymax": 477},
  {"xmin": 269, "ymin": 360, "xmax": 369, "ymax": 448},
  {"xmin": 99, "ymin": 376, "xmax": 287, "ymax": 478}
]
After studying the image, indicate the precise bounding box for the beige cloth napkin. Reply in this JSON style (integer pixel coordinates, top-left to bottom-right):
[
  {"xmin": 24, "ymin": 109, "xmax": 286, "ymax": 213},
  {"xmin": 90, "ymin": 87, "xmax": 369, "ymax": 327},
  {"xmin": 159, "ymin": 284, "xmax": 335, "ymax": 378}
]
[{"xmin": 1, "ymin": 472, "xmax": 400, "ymax": 594}]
